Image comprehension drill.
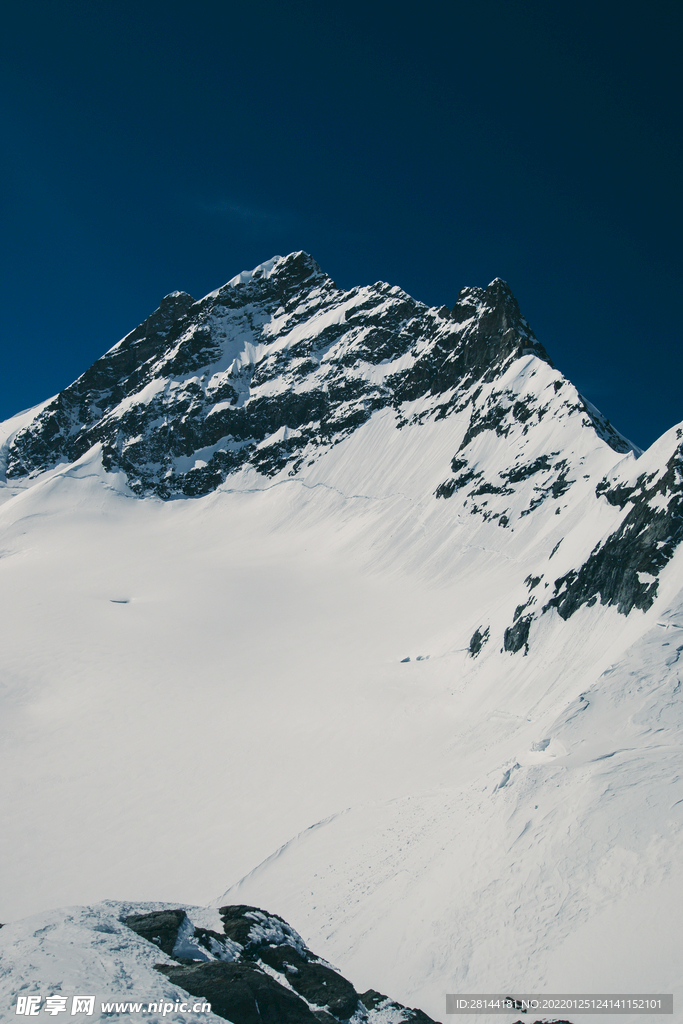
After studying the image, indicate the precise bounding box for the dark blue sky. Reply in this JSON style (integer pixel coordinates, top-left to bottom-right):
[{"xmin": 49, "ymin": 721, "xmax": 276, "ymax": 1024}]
[{"xmin": 1, "ymin": 0, "xmax": 681, "ymax": 449}]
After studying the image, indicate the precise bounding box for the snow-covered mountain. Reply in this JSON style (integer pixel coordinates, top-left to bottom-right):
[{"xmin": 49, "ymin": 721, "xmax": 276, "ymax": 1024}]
[{"xmin": 1, "ymin": 252, "xmax": 681, "ymax": 1023}]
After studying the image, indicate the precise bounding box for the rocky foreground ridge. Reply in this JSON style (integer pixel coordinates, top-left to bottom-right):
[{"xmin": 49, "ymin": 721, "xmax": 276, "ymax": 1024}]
[
  {"xmin": 0, "ymin": 902, "xmax": 575, "ymax": 1024},
  {"xmin": 126, "ymin": 904, "xmax": 436, "ymax": 1024},
  {"xmin": 0, "ymin": 902, "xmax": 441, "ymax": 1024}
]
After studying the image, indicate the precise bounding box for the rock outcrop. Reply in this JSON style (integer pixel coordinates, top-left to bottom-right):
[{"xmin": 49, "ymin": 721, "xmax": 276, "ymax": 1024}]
[{"xmin": 126, "ymin": 904, "xmax": 439, "ymax": 1024}]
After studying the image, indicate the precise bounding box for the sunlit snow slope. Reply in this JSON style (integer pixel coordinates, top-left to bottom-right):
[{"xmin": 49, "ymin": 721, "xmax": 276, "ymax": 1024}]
[{"xmin": 1, "ymin": 253, "xmax": 682, "ymax": 1023}]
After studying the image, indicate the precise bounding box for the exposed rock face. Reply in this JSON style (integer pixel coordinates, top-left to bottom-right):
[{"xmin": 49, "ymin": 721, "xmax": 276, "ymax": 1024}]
[
  {"xmin": 494, "ymin": 434, "xmax": 683, "ymax": 650},
  {"xmin": 468, "ymin": 626, "xmax": 489, "ymax": 657},
  {"xmin": 503, "ymin": 613, "xmax": 532, "ymax": 655},
  {"xmin": 125, "ymin": 904, "xmax": 439, "ymax": 1024},
  {"xmin": 156, "ymin": 961, "xmax": 323, "ymax": 1024},
  {"xmin": 545, "ymin": 434, "xmax": 683, "ymax": 618},
  {"xmin": 125, "ymin": 909, "xmax": 187, "ymax": 957}
]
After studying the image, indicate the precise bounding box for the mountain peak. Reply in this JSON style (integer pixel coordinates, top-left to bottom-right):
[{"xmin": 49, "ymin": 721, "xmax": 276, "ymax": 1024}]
[
  {"xmin": 451, "ymin": 276, "xmax": 533, "ymax": 341},
  {"xmin": 4, "ymin": 253, "xmax": 629, "ymax": 499},
  {"xmin": 214, "ymin": 252, "xmax": 330, "ymax": 306}
]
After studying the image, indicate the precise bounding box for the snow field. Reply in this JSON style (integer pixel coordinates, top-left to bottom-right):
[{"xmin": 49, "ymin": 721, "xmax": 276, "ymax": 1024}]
[{"xmin": 0, "ymin": 385, "xmax": 681, "ymax": 1022}]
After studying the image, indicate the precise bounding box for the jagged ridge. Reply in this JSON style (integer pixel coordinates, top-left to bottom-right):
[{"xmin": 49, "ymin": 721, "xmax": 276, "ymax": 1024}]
[{"xmin": 6, "ymin": 252, "xmax": 620, "ymax": 499}]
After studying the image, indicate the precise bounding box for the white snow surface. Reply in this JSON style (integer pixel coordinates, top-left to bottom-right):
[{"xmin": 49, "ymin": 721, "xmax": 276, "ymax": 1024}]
[
  {"xmin": 0, "ymin": 902, "xmax": 228, "ymax": 1023},
  {"xmin": 0, "ymin": 283, "xmax": 681, "ymax": 1022}
]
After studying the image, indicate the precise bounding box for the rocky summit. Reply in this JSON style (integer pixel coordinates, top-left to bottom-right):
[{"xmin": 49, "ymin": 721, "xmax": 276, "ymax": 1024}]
[{"xmin": 5, "ymin": 250, "xmax": 610, "ymax": 498}]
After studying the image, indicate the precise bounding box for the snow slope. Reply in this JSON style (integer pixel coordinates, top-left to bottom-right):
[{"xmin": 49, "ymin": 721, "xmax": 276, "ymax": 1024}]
[
  {"xmin": 0, "ymin": 254, "xmax": 681, "ymax": 1023},
  {"xmin": 0, "ymin": 902, "xmax": 227, "ymax": 1023}
]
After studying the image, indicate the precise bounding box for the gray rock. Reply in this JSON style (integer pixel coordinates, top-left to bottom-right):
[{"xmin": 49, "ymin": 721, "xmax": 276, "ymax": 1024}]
[{"xmin": 122, "ymin": 903, "xmax": 440, "ymax": 1024}]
